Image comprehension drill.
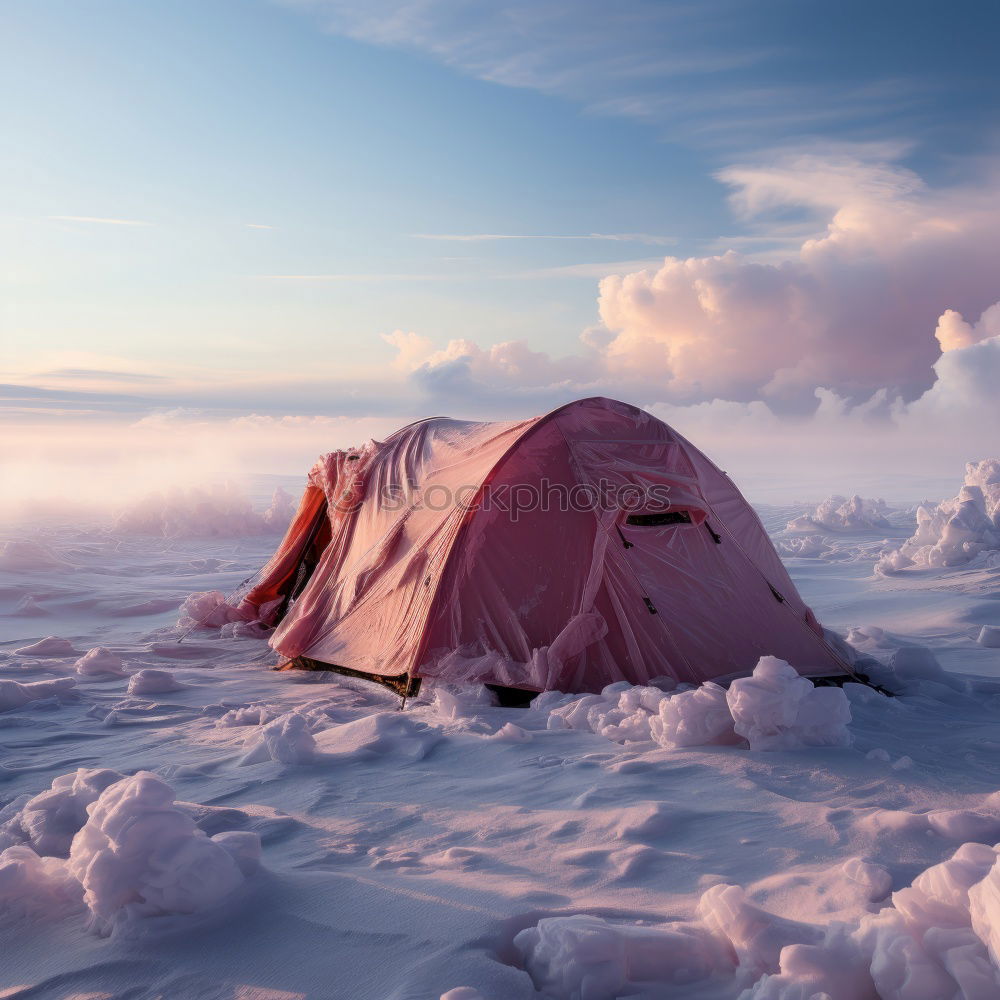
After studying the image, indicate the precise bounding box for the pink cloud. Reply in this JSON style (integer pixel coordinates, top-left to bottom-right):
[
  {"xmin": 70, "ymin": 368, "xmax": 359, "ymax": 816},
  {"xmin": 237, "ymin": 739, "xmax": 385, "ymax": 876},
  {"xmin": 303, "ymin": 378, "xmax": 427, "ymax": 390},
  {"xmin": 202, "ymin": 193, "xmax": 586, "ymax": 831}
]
[{"xmin": 596, "ymin": 150, "xmax": 1000, "ymax": 406}]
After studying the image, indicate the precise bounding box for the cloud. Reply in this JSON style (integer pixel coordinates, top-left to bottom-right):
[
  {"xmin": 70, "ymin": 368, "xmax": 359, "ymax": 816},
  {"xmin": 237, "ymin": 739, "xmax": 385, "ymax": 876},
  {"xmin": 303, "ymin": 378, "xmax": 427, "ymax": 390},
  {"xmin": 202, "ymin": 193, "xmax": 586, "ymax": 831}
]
[
  {"xmin": 282, "ymin": 0, "xmax": 935, "ymax": 150},
  {"xmin": 47, "ymin": 216, "xmax": 150, "ymax": 226},
  {"xmin": 410, "ymin": 233, "xmax": 676, "ymax": 245},
  {"xmin": 594, "ymin": 150, "xmax": 1000, "ymax": 406}
]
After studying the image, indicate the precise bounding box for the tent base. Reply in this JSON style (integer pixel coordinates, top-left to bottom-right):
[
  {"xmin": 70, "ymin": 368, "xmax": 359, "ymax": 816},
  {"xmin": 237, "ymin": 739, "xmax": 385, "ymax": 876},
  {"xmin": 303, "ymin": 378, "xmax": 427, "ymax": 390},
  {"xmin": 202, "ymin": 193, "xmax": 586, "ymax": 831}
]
[
  {"xmin": 276, "ymin": 655, "xmax": 421, "ymax": 698},
  {"xmin": 810, "ymin": 671, "xmax": 894, "ymax": 696}
]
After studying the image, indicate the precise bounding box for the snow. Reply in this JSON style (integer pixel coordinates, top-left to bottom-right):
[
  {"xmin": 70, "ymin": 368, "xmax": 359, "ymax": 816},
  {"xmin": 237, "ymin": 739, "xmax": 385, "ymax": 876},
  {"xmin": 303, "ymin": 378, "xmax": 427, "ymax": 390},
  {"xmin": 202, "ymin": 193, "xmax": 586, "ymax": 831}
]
[
  {"xmin": 0, "ymin": 767, "xmax": 125, "ymax": 857},
  {"xmin": 535, "ymin": 657, "xmax": 852, "ymax": 752},
  {"xmin": 1, "ymin": 479, "xmax": 1000, "ymax": 997},
  {"xmin": 127, "ymin": 668, "xmax": 186, "ymax": 694},
  {"xmin": 787, "ymin": 495, "xmax": 893, "ymax": 532},
  {"xmin": 239, "ymin": 712, "xmax": 316, "ymax": 765},
  {"xmin": 727, "ymin": 656, "xmax": 852, "ymax": 750},
  {"xmin": 74, "ymin": 646, "xmax": 129, "ymax": 677},
  {"xmin": 877, "ymin": 459, "xmax": 1000, "ymax": 573},
  {"xmin": 0, "ymin": 676, "xmax": 76, "ymax": 712},
  {"xmin": 13, "ymin": 635, "xmax": 79, "ymax": 657},
  {"xmin": 65, "ymin": 771, "xmax": 253, "ymax": 934}
]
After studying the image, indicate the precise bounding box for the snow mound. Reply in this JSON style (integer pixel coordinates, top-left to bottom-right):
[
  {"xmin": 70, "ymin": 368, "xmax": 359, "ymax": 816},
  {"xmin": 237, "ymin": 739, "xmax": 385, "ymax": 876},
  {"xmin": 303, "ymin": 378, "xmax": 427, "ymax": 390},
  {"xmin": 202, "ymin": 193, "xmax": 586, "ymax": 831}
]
[
  {"xmin": 314, "ymin": 711, "xmax": 442, "ymax": 761},
  {"xmin": 177, "ymin": 590, "xmax": 247, "ymax": 630},
  {"xmin": 515, "ymin": 912, "xmax": 733, "ymax": 999},
  {"xmin": 883, "ymin": 645, "xmax": 965, "ymax": 694},
  {"xmin": 652, "ymin": 681, "xmax": 741, "ymax": 748},
  {"xmin": 515, "ymin": 842, "xmax": 1000, "ymax": 1000},
  {"xmin": 775, "ymin": 534, "xmax": 832, "ymax": 559},
  {"xmin": 727, "ymin": 656, "xmax": 853, "ymax": 750},
  {"xmin": 240, "ymin": 712, "xmax": 316, "ymax": 765},
  {"xmin": 215, "ymin": 704, "xmax": 281, "ymax": 728},
  {"xmin": 127, "ymin": 669, "xmax": 186, "ymax": 695},
  {"xmin": 0, "ymin": 676, "xmax": 76, "ymax": 713},
  {"xmin": 1, "ymin": 768, "xmax": 125, "ymax": 857},
  {"xmin": 787, "ymin": 495, "xmax": 892, "ymax": 532},
  {"xmin": 13, "ymin": 635, "xmax": 78, "ymax": 657},
  {"xmin": 877, "ymin": 459, "xmax": 1000, "ymax": 573},
  {"xmin": 66, "ymin": 771, "xmax": 253, "ymax": 934},
  {"xmin": 0, "ymin": 539, "xmax": 72, "ymax": 572},
  {"xmin": 74, "ymin": 646, "xmax": 128, "ymax": 678},
  {"xmin": 113, "ymin": 483, "xmax": 287, "ymax": 538},
  {"xmin": 534, "ymin": 658, "xmax": 851, "ymax": 752},
  {"xmin": 0, "ymin": 845, "xmax": 82, "ymax": 920}
]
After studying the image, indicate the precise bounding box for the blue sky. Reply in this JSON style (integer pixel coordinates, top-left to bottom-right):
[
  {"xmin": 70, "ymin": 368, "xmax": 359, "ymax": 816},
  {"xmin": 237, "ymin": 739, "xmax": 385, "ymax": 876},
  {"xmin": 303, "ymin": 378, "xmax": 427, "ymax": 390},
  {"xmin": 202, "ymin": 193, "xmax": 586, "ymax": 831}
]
[{"xmin": 3, "ymin": 0, "xmax": 1000, "ymax": 494}]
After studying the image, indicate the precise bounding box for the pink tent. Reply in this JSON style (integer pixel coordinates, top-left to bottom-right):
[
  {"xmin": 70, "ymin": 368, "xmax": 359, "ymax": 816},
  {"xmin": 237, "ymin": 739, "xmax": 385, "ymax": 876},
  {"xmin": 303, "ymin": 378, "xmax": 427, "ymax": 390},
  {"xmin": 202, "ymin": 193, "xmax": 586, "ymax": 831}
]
[{"xmin": 241, "ymin": 397, "xmax": 853, "ymax": 695}]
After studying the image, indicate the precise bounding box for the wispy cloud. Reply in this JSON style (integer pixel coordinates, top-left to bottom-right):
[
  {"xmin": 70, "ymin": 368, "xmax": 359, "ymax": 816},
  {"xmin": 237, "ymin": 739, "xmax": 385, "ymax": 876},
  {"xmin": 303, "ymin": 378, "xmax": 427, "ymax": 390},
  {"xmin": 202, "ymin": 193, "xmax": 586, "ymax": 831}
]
[
  {"xmin": 47, "ymin": 215, "xmax": 150, "ymax": 226},
  {"xmin": 283, "ymin": 0, "xmax": 937, "ymax": 152},
  {"xmin": 245, "ymin": 223, "xmax": 275, "ymax": 229},
  {"xmin": 410, "ymin": 232, "xmax": 676, "ymax": 245}
]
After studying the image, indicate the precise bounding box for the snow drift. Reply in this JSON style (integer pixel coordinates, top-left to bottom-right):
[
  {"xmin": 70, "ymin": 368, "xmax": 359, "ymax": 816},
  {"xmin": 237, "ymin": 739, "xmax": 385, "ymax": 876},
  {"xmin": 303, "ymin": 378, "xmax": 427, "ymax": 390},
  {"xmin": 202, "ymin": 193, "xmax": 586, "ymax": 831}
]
[
  {"xmin": 787, "ymin": 495, "xmax": 893, "ymax": 532},
  {"xmin": 877, "ymin": 459, "xmax": 1000, "ymax": 573},
  {"xmin": 534, "ymin": 656, "xmax": 852, "ymax": 752},
  {"xmin": 515, "ymin": 840, "xmax": 1000, "ymax": 1000},
  {"xmin": 66, "ymin": 771, "xmax": 256, "ymax": 934}
]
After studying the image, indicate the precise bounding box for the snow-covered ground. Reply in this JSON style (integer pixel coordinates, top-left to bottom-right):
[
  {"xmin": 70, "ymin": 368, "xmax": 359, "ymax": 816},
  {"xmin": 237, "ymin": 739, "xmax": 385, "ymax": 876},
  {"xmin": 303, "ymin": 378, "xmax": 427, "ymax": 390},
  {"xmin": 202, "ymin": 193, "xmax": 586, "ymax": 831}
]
[{"xmin": 2, "ymin": 478, "xmax": 1000, "ymax": 999}]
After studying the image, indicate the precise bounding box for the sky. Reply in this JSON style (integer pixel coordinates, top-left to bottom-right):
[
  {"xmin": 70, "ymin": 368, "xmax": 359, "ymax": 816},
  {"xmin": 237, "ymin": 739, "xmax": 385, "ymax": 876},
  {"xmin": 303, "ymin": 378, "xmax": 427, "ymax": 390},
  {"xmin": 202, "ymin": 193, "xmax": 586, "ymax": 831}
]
[{"xmin": 3, "ymin": 0, "xmax": 1000, "ymax": 506}]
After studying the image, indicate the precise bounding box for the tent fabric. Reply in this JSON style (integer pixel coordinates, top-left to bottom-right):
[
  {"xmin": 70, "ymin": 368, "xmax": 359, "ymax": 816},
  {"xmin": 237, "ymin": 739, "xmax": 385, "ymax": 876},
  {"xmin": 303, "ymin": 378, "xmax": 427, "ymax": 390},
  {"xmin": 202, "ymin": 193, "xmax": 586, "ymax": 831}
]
[{"xmin": 241, "ymin": 397, "xmax": 852, "ymax": 693}]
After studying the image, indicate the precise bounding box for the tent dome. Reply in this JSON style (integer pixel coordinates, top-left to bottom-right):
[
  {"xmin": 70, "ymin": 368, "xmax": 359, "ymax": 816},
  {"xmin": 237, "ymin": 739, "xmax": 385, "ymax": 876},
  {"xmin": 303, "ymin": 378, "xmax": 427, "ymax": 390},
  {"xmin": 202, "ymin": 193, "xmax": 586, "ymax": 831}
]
[{"xmin": 241, "ymin": 397, "xmax": 851, "ymax": 694}]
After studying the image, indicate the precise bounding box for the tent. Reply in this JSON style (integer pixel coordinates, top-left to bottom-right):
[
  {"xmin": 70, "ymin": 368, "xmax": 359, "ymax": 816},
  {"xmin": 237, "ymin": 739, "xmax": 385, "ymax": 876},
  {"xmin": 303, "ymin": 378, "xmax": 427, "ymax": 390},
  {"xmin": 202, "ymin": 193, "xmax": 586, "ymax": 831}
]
[{"xmin": 240, "ymin": 397, "xmax": 854, "ymax": 696}]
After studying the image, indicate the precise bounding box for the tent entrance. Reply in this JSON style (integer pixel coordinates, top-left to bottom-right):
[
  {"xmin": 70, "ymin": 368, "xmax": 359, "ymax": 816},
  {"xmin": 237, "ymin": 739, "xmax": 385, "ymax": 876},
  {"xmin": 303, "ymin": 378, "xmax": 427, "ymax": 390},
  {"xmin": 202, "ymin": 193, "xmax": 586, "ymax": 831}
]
[{"xmin": 277, "ymin": 654, "xmax": 421, "ymax": 698}]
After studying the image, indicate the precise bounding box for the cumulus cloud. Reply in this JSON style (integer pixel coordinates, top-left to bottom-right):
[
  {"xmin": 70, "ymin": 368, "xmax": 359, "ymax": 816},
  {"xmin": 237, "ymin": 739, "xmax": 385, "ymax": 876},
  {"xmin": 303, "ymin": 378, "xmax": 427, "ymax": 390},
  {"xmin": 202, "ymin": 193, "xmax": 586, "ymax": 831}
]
[{"xmin": 596, "ymin": 150, "xmax": 1000, "ymax": 406}]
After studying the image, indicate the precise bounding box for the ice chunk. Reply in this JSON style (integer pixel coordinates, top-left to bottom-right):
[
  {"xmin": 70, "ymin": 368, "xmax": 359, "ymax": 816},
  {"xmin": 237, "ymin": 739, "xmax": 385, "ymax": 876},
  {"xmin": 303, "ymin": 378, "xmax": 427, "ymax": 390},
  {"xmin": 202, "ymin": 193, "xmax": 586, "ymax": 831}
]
[
  {"xmin": 726, "ymin": 657, "xmax": 852, "ymax": 751},
  {"xmin": 650, "ymin": 682, "xmax": 740, "ymax": 748},
  {"xmin": 787, "ymin": 495, "xmax": 893, "ymax": 532},
  {"xmin": 177, "ymin": 590, "xmax": 246, "ymax": 630},
  {"xmin": 74, "ymin": 647, "xmax": 128, "ymax": 678},
  {"xmin": 877, "ymin": 460, "xmax": 1000, "ymax": 573},
  {"xmin": 240, "ymin": 712, "xmax": 316, "ymax": 765},
  {"xmin": 127, "ymin": 669, "xmax": 186, "ymax": 695},
  {"xmin": 215, "ymin": 704, "xmax": 280, "ymax": 728},
  {"xmin": 514, "ymin": 912, "xmax": 733, "ymax": 1000},
  {"xmin": 0, "ymin": 676, "xmax": 76, "ymax": 713},
  {"xmin": 66, "ymin": 771, "xmax": 250, "ymax": 933},
  {"xmin": 13, "ymin": 768, "xmax": 125, "ymax": 857}
]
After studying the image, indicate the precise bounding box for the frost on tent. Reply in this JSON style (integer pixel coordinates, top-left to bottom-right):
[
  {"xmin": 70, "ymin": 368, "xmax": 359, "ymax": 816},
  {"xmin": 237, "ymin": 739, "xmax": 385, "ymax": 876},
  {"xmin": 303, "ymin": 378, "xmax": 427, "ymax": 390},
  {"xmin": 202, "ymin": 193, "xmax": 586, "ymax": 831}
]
[
  {"xmin": 877, "ymin": 459, "xmax": 1000, "ymax": 573},
  {"xmin": 786, "ymin": 495, "xmax": 893, "ymax": 532}
]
